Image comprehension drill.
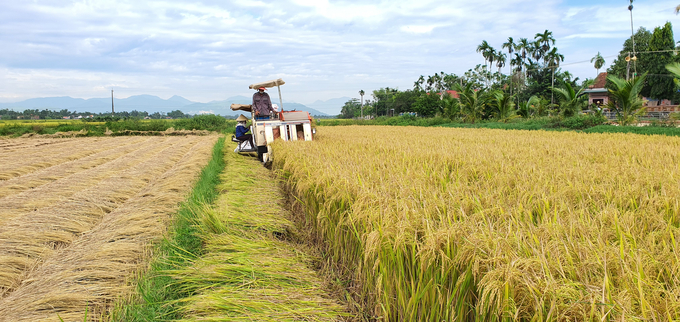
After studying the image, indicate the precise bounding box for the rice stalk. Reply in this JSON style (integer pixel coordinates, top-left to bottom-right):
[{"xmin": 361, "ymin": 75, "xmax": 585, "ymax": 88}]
[{"xmin": 272, "ymin": 126, "xmax": 680, "ymax": 321}]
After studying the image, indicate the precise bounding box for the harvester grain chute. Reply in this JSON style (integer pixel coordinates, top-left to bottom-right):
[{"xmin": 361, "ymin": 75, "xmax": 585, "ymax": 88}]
[{"xmin": 231, "ymin": 78, "xmax": 315, "ymax": 165}]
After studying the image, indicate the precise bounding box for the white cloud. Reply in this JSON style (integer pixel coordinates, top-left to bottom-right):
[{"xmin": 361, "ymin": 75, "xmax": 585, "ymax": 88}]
[
  {"xmin": 0, "ymin": 0, "xmax": 678, "ymax": 106},
  {"xmin": 400, "ymin": 25, "xmax": 437, "ymax": 34},
  {"xmin": 564, "ymin": 33, "xmax": 630, "ymax": 39}
]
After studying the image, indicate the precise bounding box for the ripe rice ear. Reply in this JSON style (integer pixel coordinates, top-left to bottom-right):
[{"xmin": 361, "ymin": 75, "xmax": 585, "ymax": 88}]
[{"xmin": 272, "ymin": 126, "xmax": 680, "ymax": 321}]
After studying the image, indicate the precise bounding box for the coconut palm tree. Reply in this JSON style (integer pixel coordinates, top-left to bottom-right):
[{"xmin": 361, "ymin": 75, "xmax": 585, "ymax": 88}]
[
  {"xmin": 434, "ymin": 71, "xmax": 446, "ymax": 94},
  {"xmin": 546, "ymin": 47, "xmax": 565, "ymax": 105},
  {"xmin": 666, "ymin": 62, "xmax": 680, "ymax": 86},
  {"xmin": 553, "ymin": 82, "xmax": 589, "ymax": 117},
  {"xmin": 517, "ymin": 38, "xmax": 531, "ymax": 83},
  {"xmin": 502, "ymin": 37, "xmax": 515, "ymax": 56},
  {"xmin": 454, "ymin": 82, "xmax": 487, "ymax": 123},
  {"xmin": 502, "ymin": 37, "xmax": 516, "ymax": 96},
  {"xmin": 477, "ymin": 40, "xmax": 491, "ymax": 69},
  {"xmin": 495, "ymin": 52, "xmax": 507, "ymax": 74},
  {"xmin": 359, "ymin": 90, "xmax": 365, "ymax": 118},
  {"xmin": 414, "ymin": 75, "xmax": 425, "ymax": 92},
  {"xmin": 489, "ymin": 91, "xmax": 517, "ymax": 122},
  {"xmin": 535, "ymin": 30, "xmax": 555, "ymax": 53},
  {"xmin": 502, "ymin": 37, "xmax": 515, "ymax": 73},
  {"xmin": 591, "ymin": 52, "xmax": 605, "ymax": 76},
  {"xmin": 511, "ymin": 53, "xmax": 523, "ymax": 76},
  {"xmin": 606, "ymin": 73, "xmax": 647, "ymax": 125},
  {"xmin": 441, "ymin": 93, "xmax": 460, "ymax": 120},
  {"xmin": 546, "ymin": 48, "xmax": 564, "ymax": 70},
  {"xmin": 517, "ymin": 96, "xmax": 540, "ymax": 118},
  {"xmin": 486, "ymin": 48, "xmax": 497, "ymax": 71},
  {"xmin": 530, "ymin": 41, "xmax": 544, "ymax": 65}
]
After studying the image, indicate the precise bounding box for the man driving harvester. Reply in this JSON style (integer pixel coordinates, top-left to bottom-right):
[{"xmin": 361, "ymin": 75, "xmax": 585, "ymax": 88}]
[
  {"xmin": 252, "ymin": 86, "xmax": 276, "ymax": 161},
  {"xmin": 252, "ymin": 86, "xmax": 276, "ymax": 120}
]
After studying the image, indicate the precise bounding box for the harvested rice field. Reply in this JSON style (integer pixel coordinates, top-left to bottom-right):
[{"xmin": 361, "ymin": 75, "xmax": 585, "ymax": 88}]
[
  {"xmin": 166, "ymin": 147, "xmax": 345, "ymax": 321},
  {"xmin": 273, "ymin": 126, "xmax": 680, "ymax": 321},
  {"xmin": 0, "ymin": 135, "xmax": 219, "ymax": 321}
]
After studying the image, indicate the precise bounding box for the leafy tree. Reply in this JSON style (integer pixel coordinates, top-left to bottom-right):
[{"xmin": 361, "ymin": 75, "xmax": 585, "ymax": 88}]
[
  {"xmin": 608, "ymin": 27, "xmax": 652, "ymax": 80},
  {"xmin": 167, "ymin": 110, "xmax": 187, "ymax": 119},
  {"xmin": 533, "ymin": 97, "xmax": 552, "ymax": 117},
  {"xmin": 524, "ymin": 67, "xmax": 553, "ymax": 102},
  {"xmin": 338, "ymin": 98, "xmax": 361, "ymax": 119},
  {"xmin": 606, "ymin": 73, "xmax": 647, "ymax": 125},
  {"xmin": 462, "ymin": 65, "xmax": 491, "ymax": 89},
  {"xmin": 372, "ymin": 87, "xmax": 398, "ymax": 117},
  {"xmin": 129, "ymin": 110, "xmax": 148, "ymax": 118},
  {"xmin": 391, "ymin": 90, "xmax": 420, "ymax": 114},
  {"xmin": 645, "ymin": 22, "xmax": 676, "ymax": 100},
  {"xmin": 411, "ymin": 93, "xmax": 442, "ymax": 117}
]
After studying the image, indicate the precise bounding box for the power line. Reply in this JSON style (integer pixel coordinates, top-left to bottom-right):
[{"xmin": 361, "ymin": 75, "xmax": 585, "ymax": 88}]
[{"xmin": 521, "ymin": 49, "xmax": 679, "ymax": 73}]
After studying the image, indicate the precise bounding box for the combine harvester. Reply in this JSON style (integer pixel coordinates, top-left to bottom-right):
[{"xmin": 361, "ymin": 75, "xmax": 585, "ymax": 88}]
[{"xmin": 231, "ymin": 78, "xmax": 316, "ymax": 165}]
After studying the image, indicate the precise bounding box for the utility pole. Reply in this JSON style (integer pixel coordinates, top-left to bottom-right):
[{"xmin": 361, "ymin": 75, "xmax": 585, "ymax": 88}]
[
  {"xmin": 627, "ymin": 0, "xmax": 637, "ymax": 80},
  {"xmin": 111, "ymin": 90, "xmax": 115, "ymax": 114}
]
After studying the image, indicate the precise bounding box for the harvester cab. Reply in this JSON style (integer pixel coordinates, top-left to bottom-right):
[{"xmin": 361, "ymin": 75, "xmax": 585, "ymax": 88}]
[{"xmin": 230, "ymin": 78, "xmax": 316, "ymax": 165}]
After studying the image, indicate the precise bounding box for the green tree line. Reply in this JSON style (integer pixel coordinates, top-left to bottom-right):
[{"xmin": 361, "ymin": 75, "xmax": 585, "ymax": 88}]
[
  {"xmin": 0, "ymin": 108, "xmax": 193, "ymax": 120},
  {"xmin": 339, "ymin": 22, "xmax": 680, "ymax": 126}
]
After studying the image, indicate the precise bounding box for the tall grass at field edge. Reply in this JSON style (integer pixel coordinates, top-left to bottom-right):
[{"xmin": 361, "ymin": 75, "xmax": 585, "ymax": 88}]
[
  {"xmin": 318, "ymin": 115, "xmax": 680, "ymax": 137},
  {"xmin": 109, "ymin": 137, "xmax": 226, "ymax": 321}
]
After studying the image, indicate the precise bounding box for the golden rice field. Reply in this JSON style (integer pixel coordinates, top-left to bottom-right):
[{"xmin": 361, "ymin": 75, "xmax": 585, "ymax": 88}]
[
  {"xmin": 273, "ymin": 126, "xmax": 680, "ymax": 321},
  {"xmin": 0, "ymin": 135, "xmax": 218, "ymax": 321}
]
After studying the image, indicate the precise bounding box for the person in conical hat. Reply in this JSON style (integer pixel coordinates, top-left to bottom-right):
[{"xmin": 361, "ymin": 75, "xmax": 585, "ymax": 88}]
[{"xmin": 235, "ymin": 114, "xmax": 253, "ymax": 146}]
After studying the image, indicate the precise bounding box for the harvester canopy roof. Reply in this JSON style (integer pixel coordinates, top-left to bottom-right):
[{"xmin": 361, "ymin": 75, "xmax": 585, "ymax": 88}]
[
  {"xmin": 230, "ymin": 104, "xmax": 252, "ymax": 112},
  {"xmin": 248, "ymin": 78, "xmax": 285, "ymax": 89}
]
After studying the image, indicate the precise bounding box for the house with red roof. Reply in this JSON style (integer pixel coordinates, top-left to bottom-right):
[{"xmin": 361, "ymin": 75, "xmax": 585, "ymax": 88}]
[
  {"xmin": 586, "ymin": 72, "xmax": 680, "ymax": 113},
  {"xmin": 584, "ymin": 72, "xmax": 609, "ymax": 107}
]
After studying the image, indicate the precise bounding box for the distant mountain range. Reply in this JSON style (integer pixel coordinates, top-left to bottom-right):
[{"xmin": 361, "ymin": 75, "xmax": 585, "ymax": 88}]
[
  {"xmin": 0, "ymin": 95, "xmax": 343, "ymax": 117},
  {"xmin": 304, "ymin": 97, "xmax": 351, "ymax": 115}
]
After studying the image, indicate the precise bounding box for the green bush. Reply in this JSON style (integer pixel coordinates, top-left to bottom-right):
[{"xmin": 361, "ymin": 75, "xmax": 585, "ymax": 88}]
[
  {"xmin": 175, "ymin": 115, "xmax": 229, "ymax": 132},
  {"xmin": 0, "ymin": 124, "xmax": 31, "ymax": 136},
  {"xmin": 547, "ymin": 114, "xmax": 607, "ymax": 130},
  {"xmin": 583, "ymin": 125, "xmax": 680, "ymax": 136}
]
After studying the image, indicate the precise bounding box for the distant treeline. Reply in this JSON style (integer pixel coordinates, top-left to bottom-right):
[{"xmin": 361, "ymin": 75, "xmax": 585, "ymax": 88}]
[
  {"xmin": 0, "ymin": 108, "xmax": 195, "ymax": 120},
  {"xmin": 0, "ymin": 114, "xmax": 234, "ymax": 137}
]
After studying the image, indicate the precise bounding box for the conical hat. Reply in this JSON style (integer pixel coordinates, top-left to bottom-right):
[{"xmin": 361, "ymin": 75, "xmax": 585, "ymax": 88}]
[{"xmin": 236, "ymin": 114, "xmax": 248, "ymax": 122}]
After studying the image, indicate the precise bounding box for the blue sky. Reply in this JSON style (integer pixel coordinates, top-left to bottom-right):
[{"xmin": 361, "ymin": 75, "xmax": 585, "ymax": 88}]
[{"xmin": 1, "ymin": 0, "xmax": 679, "ymax": 111}]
